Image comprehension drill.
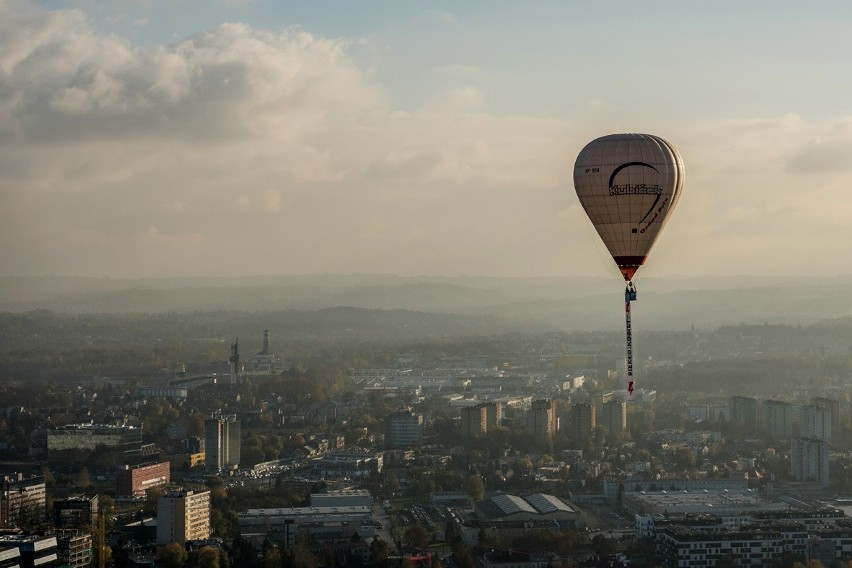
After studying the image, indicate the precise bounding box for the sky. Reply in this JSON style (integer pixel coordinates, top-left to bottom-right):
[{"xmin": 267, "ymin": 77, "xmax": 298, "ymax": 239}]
[{"xmin": 3, "ymin": 0, "xmax": 852, "ymax": 280}]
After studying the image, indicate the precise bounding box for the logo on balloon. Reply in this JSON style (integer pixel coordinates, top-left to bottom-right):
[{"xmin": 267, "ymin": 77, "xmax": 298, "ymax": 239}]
[{"xmin": 608, "ymin": 162, "xmax": 665, "ymax": 227}]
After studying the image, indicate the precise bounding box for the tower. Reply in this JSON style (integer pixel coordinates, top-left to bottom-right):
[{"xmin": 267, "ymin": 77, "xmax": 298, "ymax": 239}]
[
  {"xmin": 228, "ymin": 339, "xmax": 240, "ymax": 385},
  {"xmin": 205, "ymin": 415, "xmax": 240, "ymax": 472}
]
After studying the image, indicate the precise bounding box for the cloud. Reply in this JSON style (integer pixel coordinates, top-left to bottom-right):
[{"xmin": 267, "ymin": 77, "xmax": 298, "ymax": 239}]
[
  {"xmin": 785, "ymin": 118, "xmax": 852, "ymax": 174},
  {"xmin": 0, "ymin": 9, "xmax": 385, "ymax": 143},
  {"xmin": 2, "ymin": 2, "xmax": 852, "ymax": 279}
]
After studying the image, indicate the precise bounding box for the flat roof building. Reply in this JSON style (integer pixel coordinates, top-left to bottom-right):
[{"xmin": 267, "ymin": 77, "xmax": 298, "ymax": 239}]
[
  {"xmin": 116, "ymin": 462, "xmax": 170, "ymax": 497},
  {"xmin": 156, "ymin": 490, "xmax": 210, "ymax": 545}
]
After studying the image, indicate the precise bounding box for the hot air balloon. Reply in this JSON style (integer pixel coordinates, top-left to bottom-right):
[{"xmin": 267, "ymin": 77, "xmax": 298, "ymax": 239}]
[{"xmin": 573, "ymin": 133, "xmax": 684, "ymax": 399}]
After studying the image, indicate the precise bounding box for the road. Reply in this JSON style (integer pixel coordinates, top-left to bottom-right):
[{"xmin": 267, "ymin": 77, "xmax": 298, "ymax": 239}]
[{"xmin": 372, "ymin": 500, "xmax": 398, "ymax": 551}]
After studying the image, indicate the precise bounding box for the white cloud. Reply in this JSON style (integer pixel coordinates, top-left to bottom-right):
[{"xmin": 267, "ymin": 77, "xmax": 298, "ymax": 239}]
[{"xmin": 2, "ymin": 2, "xmax": 851, "ymax": 279}]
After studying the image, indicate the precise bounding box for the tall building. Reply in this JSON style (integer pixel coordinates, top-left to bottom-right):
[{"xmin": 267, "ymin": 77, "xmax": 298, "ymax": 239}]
[
  {"xmin": 728, "ymin": 396, "xmax": 758, "ymax": 435},
  {"xmin": 799, "ymin": 404, "xmax": 831, "ymax": 443},
  {"xmin": 461, "ymin": 405, "xmax": 488, "ymax": 441},
  {"xmin": 1, "ymin": 474, "xmax": 46, "ymax": 528},
  {"xmin": 570, "ymin": 403, "xmax": 596, "ymax": 444},
  {"xmin": 484, "ymin": 401, "xmax": 503, "ymax": 428},
  {"xmin": 156, "ymin": 490, "xmax": 211, "ymax": 545},
  {"xmin": 528, "ymin": 399, "xmax": 558, "ymax": 445},
  {"xmin": 762, "ymin": 400, "xmax": 794, "ymax": 440},
  {"xmin": 600, "ymin": 400, "xmax": 627, "ymax": 436},
  {"xmin": 205, "ymin": 414, "xmax": 240, "ymax": 472},
  {"xmin": 228, "ymin": 338, "xmax": 240, "ymax": 385},
  {"xmin": 460, "ymin": 402, "xmax": 503, "ymax": 441},
  {"xmin": 790, "ymin": 437, "xmax": 829, "ymax": 487},
  {"xmin": 811, "ymin": 397, "xmax": 840, "ymax": 436},
  {"xmin": 385, "ymin": 410, "xmax": 423, "ymax": 449},
  {"xmin": 56, "ymin": 530, "xmax": 92, "ymax": 568}
]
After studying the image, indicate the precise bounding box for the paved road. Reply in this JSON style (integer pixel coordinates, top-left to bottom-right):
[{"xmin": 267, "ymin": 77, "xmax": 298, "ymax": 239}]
[{"xmin": 372, "ymin": 501, "xmax": 398, "ymax": 550}]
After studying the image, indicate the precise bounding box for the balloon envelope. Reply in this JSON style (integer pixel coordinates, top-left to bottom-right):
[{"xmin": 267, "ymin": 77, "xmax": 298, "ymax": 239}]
[{"xmin": 573, "ymin": 133, "xmax": 684, "ymax": 280}]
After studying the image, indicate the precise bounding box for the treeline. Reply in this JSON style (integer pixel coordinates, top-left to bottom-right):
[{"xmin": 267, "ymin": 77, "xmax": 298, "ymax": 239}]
[{"xmin": 0, "ymin": 308, "xmax": 543, "ymax": 352}]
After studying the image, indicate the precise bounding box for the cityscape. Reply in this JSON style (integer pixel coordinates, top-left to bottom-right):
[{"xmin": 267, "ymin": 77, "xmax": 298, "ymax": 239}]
[
  {"xmin": 0, "ymin": 312, "xmax": 850, "ymax": 568},
  {"xmin": 4, "ymin": 2, "xmax": 852, "ymax": 568}
]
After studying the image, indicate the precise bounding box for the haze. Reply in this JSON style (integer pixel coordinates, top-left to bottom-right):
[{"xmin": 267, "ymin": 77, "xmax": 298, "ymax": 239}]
[{"xmin": 3, "ymin": 1, "xmax": 852, "ymax": 280}]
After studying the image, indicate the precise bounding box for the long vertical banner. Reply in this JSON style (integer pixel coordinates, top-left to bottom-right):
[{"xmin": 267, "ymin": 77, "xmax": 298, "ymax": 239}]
[{"xmin": 625, "ymin": 299, "xmax": 635, "ymax": 401}]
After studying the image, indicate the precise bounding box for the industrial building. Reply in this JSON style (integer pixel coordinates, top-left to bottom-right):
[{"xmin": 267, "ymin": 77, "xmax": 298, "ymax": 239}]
[
  {"xmin": 47, "ymin": 424, "xmax": 143, "ymax": 464},
  {"xmin": 238, "ymin": 505, "xmax": 374, "ymax": 549},
  {"xmin": 311, "ymin": 449, "xmax": 383, "ymax": 478}
]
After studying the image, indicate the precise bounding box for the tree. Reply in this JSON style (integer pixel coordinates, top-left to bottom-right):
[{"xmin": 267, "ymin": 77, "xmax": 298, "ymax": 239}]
[
  {"xmin": 262, "ymin": 547, "xmax": 280, "ymax": 568},
  {"xmin": 41, "ymin": 466, "xmax": 56, "ymax": 488},
  {"xmin": 241, "ymin": 445, "xmax": 266, "ymax": 467},
  {"xmin": 288, "ymin": 544, "xmax": 316, "ymax": 568},
  {"xmin": 591, "ymin": 535, "xmax": 615, "ymax": 557},
  {"xmin": 230, "ymin": 536, "xmax": 259, "ymax": 568},
  {"xmin": 369, "ymin": 538, "xmax": 389, "ymax": 565},
  {"xmin": 77, "ymin": 466, "xmax": 92, "ymax": 489},
  {"xmin": 463, "ymin": 474, "xmax": 485, "ymax": 501},
  {"xmin": 386, "ymin": 472, "xmax": 400, "ymax": 497},
  {"xmin": 145, "ymin": 486, "xmax": 166, "ymax": 512},
  {"xmin": 452, "ymin": 543, "xmax": 475, "ymax": 568},
  {"xmin": 156, "ymin": 544, "xmax": 188, "ymax": 568},
  {"xmin": 404, "ymin": 524, "xmax": 430, "ymax": 550}
]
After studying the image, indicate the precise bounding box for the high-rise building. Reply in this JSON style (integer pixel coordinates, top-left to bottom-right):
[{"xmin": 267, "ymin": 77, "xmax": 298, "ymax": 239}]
[
  {"xmin": 529, "ymin": 399, "xmax": 558, "ymax": 444},
  {"xmin": 460, "ymin": 402, "xmax": 503, "ymax": 441},
  {"xmin": 728, "ymin": 396, "xmax": 758, "ymax": 435},
  {"xmin": 600, "ymin": 400, "xmax": 627, "ymax": 436},
  {"xmin": 810, "ymin": 397, "xmax": 840, "ymax": 436},
  {"xmin": 156, "ymin": 490, "xmax": 211, "ymax": 545},
  {"xmin": 1, "ymin": 474, "xmax": 46, "ymax": 528},
  {"xmin": 570, "ymin": 403, "xmax": 595, "ymax": 444},
  {"xmin": 790, "ymin": 437, "xmax": 829, "ymax": 487},
  {"xmin": 484, "ymin": 401, "xmax": 503, "ymax": 428},
  {"xmin": 205, "ymin": 415, "xmax": 240, "ymax": 472},
  {"xmin": 799, "ymin": 404, "xmax": 831, "ymax": 443},
  {"xmin": 761, "ymin": 400, "xmax": 794, "ymax": 440},
  {"xmin": 385, "ymin": 410, "xmax": 423, "ymax": 448},
  {"xmin": 461, "ymin": 405, "xmax": 488, "ymax": 441}
]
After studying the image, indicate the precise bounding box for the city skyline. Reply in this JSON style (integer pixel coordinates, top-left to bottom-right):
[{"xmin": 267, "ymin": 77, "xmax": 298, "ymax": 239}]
[{"xmin": 3, "ymin": 1, "xmax": 852, "ymax": 280}]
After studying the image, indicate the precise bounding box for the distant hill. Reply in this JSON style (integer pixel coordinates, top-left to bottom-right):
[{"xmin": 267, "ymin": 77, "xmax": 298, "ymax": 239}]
[{"xmin": 0, "ymin": 274, "xmax": 849, "ymax": 330}]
